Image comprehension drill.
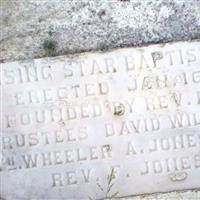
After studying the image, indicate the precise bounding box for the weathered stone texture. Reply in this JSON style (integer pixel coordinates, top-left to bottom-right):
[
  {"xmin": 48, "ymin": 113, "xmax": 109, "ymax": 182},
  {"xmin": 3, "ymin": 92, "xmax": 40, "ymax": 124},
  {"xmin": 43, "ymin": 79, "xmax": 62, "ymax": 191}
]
[
  {"xmin": 0, "ymin": 0, "xmax": 200, "ymax": 62},
  {"xmin": 0, "ymin": 0, "xmax": 200, "ymax": 199}
]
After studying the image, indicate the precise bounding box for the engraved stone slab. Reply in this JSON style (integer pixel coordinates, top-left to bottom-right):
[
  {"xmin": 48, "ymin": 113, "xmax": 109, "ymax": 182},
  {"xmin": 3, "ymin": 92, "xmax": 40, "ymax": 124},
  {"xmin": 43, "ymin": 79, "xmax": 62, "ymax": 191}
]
[{"xmin": 0, "ymin": 41, "xmax": 200, "ymax": 200}]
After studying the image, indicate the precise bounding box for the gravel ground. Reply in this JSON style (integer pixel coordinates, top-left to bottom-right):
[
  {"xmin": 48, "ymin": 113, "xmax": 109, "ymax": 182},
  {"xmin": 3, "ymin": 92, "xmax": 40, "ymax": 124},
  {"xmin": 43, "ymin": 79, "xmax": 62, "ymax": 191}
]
[{"xmin": 0, "ymin": 0, "xmax": 200, "ymax": 62}]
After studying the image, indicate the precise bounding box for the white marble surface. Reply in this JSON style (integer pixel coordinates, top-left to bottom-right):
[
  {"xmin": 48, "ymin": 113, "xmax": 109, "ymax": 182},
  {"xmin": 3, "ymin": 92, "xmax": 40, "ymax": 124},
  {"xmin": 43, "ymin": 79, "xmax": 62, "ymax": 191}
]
[{"xmin": 1, "ymin": 41, "xmax": 200, "ymax": 199}]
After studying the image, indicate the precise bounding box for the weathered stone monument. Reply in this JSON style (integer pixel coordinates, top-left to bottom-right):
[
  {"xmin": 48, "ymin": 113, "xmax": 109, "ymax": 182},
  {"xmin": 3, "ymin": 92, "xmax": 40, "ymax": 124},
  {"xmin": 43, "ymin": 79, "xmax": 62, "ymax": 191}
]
[
  {"xmin": 1, "ymin": 41, "xmax": 200, "ymax": 199},
  {"xmin": 1, "ymin": 0, "xmax": 200, "ymax": 199}
]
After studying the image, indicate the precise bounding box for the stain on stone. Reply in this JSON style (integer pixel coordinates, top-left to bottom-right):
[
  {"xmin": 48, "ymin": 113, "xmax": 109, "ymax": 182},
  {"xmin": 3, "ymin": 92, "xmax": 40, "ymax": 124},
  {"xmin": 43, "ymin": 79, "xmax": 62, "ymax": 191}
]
[
  {"xmin": 43, "ymin": 39, "xmax": 57, "ymax": 56},
  {"xmin": 103, "ymin": 144, "xmax": 112, "ymax": 152},
  {"xmin": 98, "ymin": 9, "xmax": 106, "ymax": 19},
  {"xmin": 38, "ymin": 17, "xmax": 43, "ymax": 23},
  {"xmin": 48, "ymin": 30, "xmax": 53, "ymax": 37},
  {"xmin": 114, "ymin": 103, "xmax": 125, "ymax": 116},
  {"xmin": 0, "ymin": 59, "xmax": 5, "ymax": 63},
  {"xmin": 98, "ymin": 43, "xmax": 109, "ymax": 51}
]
